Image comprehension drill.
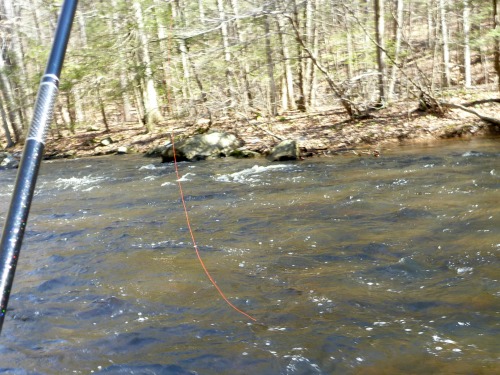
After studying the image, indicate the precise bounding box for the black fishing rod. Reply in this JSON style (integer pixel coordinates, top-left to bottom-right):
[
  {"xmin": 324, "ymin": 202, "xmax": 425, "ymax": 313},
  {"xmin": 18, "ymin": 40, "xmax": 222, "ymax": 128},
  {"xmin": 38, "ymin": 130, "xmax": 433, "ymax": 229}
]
[{"xmin": 0, "ymin": 0, "xmax": 78, "ymax": 334}]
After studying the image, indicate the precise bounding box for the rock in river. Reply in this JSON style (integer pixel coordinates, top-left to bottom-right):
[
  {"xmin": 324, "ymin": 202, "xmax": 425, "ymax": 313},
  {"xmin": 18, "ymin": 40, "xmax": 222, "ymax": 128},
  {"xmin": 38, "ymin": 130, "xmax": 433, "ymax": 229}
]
[
  {"xmin": 0, "ymin": 152, "xmax": 19, "ymax": 169},
  {"xmin": 267, "ymin": 139, "xmax": 300, "ymax": 161},
  {"xmin": 161, "ymin": 132, "xmax": 244, "ymax": 162}
]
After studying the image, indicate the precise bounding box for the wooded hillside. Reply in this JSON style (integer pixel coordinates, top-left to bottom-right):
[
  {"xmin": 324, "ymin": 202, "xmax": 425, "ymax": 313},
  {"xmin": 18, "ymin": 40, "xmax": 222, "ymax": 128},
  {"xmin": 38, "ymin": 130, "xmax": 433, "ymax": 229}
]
[{"xmin": 1, "ymin": 0, "xmax": 499, "ymax": 148}]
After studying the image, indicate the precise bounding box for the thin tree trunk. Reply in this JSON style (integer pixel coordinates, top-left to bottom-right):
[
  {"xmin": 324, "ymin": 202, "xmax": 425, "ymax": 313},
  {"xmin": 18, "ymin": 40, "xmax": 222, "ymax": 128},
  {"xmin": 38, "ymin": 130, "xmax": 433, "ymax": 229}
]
[
  {"xmin": 112, "ymin": 0, "xmax": 133, "ymax": 122},
  {"xmin": 216, "ymin": 0, "xmax": 235, "ymax": 106},
  {"xmin": 198, "ymin": 0, "xmax": 206, "ymax": 25},
  {"xmin": 0, "ymin": 60, "xmax": 23, "ymax": 143},
  {"xmin": 463, "ymin": 0, "xmax": 472, "ymax": 88},
  {"xmin": 0, "ymin": 96, "xmax": 14, "ymax": 148},
  {"xmin": 427, "ymin": 0, "xmax": 435, "ymax": 48},
  {"xmin": 154, "ymin": 0, "xmax": 172, "ymax": 111},
  {"xmin": 264, "ymin": 6, "xmax": 278, "ymax": 116},
  {"xmin": 3, "ymin": 0, "xmax": 32, "ymax": 127},
  {"xmin": 343, "ymin": 11, "xmax": 354, "ymax": 81},
  {"xmin": 96, "ymin": 82, "xmax": 110, "ymax": 132},
  {"xmin": 276, "ymin": 12, "xmax": 296, "ymax": 111},
  {"xmin": 388, "ymin": 0, "xmax": 404, "ymax": 100},
  {"xmin": 439, "ymin": 0, "xmax": 451, "ymax": 87},
  {"xmin": 293, "ymin": 0, "xmax": 306, "ymax": 112},
  {"xmin": 374, "ymin": 0, "xmax": 386, "ymax": 105},
  {"xmin": 494, "ymin": 0, "xmax": 500, "ymax": 90},
  {"xmin": 172, "ymin": 1, "xmax": 193, "ymax": 105},
  {"xmin": 133, "ymin": 0, "xmax": 163, "ymax": 131},
  {"xmin": 306, "ymin": 0, "xmax": 318, "ymax": 109},
  {"xmin": 287, "ymin": 14, "xmax": 359, "ymax": 118},
  {"xmin": 229, "ymin": 0, "xmax": 253, "ymax": 109},
  {"xmin": 304, "ymin": 0, "xmax": 314, "ymax": 108},
  {"xmin": 64, "ymin": 92, "xmax": 76, "ymax": 133},
  {"xmin": 477, "ymin": 22, "xmax": 490, "ymax": 85}
]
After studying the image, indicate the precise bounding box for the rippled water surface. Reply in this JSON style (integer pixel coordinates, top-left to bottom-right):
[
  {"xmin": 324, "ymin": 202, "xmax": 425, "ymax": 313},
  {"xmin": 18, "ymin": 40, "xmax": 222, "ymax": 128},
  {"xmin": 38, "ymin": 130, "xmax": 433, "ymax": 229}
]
[{"xmin": 0, "ymin": 138, "xmax": 498, "ymax": 374}]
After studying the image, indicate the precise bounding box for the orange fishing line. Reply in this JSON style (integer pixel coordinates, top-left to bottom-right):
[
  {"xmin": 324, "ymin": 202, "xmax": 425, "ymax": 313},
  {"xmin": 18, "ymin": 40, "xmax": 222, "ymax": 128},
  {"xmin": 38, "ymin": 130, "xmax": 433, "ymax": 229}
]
[{"xmin": 170, "ymin": 134, "xmax": 257, "ymax": 322}]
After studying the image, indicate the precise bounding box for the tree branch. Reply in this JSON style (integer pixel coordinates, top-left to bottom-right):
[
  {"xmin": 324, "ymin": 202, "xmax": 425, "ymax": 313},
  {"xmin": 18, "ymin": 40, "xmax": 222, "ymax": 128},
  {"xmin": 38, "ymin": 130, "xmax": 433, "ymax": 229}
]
[{"xmin": 439, "ymin": 101, "xmax": 500, "ymax": 126}]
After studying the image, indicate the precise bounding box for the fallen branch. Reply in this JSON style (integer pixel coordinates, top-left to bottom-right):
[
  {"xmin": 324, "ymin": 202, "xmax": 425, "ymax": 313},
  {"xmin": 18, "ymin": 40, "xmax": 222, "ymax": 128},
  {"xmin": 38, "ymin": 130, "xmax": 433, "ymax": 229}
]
[
  {"xmin": 439, "ymin": 101, "xmax": 500, "ymax": 126},
  {"xmin": 462, "ymin": 98, "xmax": 500, "ymax": 107}
]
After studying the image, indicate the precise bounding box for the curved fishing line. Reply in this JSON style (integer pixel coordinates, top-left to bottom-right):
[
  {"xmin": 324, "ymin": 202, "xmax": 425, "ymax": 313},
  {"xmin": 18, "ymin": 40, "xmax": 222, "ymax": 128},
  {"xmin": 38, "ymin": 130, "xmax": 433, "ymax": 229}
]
[{"xmin": 170, "ymin": 134, "xmax": 257, "ymax": 322}]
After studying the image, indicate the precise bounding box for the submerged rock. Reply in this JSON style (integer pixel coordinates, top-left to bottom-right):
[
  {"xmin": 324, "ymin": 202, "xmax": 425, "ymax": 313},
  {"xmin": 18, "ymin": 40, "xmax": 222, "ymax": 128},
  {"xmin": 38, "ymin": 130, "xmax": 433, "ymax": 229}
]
[
  {"xmin": 267, "ymin": 139, "xmax": 300, "ymax": 161},
  {"xmin": 161, "ymin": 131, "xmax": 244, "ymax": 162}
]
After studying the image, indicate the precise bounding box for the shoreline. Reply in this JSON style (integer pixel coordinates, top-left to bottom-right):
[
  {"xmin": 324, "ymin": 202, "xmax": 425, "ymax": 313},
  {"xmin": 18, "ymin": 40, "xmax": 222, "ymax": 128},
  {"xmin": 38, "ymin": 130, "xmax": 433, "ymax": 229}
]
[{"xmin": 2, "ymin": 100, "xmax": 500, "ymax": 163}]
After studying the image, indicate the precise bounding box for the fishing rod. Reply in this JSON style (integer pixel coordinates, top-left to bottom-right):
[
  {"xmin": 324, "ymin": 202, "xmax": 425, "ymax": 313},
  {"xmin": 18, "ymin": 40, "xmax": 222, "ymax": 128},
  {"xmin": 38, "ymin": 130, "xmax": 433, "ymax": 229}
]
[{"xmin": 0, "ymin": 0, "xmax": 78, "ymax": 334}]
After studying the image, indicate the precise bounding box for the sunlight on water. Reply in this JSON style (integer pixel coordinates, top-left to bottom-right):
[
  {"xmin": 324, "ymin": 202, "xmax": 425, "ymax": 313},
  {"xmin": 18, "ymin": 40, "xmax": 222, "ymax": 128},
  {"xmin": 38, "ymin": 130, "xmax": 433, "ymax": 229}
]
[{"xmin": 0, "ymin": 139, "xmax": 498, "ymax": 374}]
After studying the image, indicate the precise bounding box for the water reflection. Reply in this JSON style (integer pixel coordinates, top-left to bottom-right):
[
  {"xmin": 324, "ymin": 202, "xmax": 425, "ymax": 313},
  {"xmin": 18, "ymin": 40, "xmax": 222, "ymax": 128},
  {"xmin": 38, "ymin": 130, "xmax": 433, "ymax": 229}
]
[{"xmin": 0, "ymin": 138, "xmax": 498, "ymax": 374}]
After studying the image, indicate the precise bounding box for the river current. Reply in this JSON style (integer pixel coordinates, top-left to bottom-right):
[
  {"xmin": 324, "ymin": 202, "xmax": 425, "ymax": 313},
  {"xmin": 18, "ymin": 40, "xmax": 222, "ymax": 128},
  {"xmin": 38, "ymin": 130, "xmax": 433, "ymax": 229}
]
[{"xmin": 0, "ymin": 138, "xmax": 498, "ymax": 374}]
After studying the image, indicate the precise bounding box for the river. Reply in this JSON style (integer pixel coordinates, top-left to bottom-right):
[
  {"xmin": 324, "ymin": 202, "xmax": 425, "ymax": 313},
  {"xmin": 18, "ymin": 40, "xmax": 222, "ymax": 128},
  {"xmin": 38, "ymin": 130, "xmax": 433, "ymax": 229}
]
[{"xmin": 0, "ymin": 138, "xmax": 498, "ymax": 374}]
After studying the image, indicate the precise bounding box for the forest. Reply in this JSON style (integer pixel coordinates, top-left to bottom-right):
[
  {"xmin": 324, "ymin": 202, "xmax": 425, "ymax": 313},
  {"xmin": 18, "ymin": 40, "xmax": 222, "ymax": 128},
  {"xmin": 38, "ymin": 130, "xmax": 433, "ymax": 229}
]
[{"xmin": 0, "ymin": 0, "xmax": 499, "ymax": 151}]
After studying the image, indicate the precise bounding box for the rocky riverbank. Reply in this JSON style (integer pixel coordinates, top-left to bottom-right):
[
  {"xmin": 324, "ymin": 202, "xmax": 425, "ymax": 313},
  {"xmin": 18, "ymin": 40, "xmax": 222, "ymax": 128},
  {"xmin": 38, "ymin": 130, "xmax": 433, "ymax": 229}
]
[{"xmin": 1, "ymin": 96, "xmax": 499, "ymax": 167}]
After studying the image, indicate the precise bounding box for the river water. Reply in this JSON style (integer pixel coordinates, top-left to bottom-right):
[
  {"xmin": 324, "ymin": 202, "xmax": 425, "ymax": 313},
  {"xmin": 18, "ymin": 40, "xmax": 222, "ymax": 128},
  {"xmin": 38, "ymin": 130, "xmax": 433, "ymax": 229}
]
[{"xmin": 0, "ymin": 138, "xmax": 498, "ymax": 374}]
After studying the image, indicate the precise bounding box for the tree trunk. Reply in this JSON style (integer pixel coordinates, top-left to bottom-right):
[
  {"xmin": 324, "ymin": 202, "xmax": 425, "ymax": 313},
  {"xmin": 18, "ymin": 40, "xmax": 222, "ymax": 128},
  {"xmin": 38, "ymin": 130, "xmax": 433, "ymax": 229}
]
[
  {"xmin": 96, "ymin": 82, "xmax": 110, "ymax": 132},
  {"xmin": 276, "ymin": 12, "xmax": 296, "ymax": 111},
  {"xmin": 64, "ymin": 92, "xmax": 76, "ymax": 133},
  {"xmin": 388, "ymin": 0, "xmax": 404, "ymax": 100},
  {"xmin": 216, "ymin": 0, "xmax": 235, "ymax": 107},
  {"xmin": 111, "ymin": 0, "xmax": 133, "ymax": 122},
  {"xmin": 0, "ymin": 62, "xmax": 23, "ymax": 143},
  {"xmin": 462, "ymin": 0, "xmax": 472, "ymax": 88},
  {"xmin": 343, "ymin": 10, "xmax": 354, "ymax": 81},
  {"xmin": 293, "ymin": 0, "xmax": 306, "ymax": 112},
  {"xmin": 264, "ymin": 7, "xmax": 278, "ymax": 116},
  {"xmin": 171, "ymin": 0, "xmax": 193, "ymax": 109},
  {"xmin": 198, "ymin": 0, "xmax": 206, "ymax": 25},
  {"xmin": 374, "ymin": 0, "xmax": 386, "ymax": 105},
  {"xmin": 0, "ymin": 95, "xmax": 14, "ymax": 148},
  {"xmin": 229, "ymin": 0, "xmax": 253, "ymax": 109},
  {"xmin": 306, "ymin": 0, "xmax": 318, "ymax": 109},
  {"xmin": 287, "ymin": 13, "xmax": 359, "ymax": 118},
  {"xmin": 439, "ymin": 0, "xmax": 451, "ymax": 87},
  {"xmin": 3, "ymin": 0, "xmax": 33, "ymax": 127},
  {"xmin": 477, "ymin": 21, "xmax": 490, "ymax": 85},
  {"xmin": 427, "ymin": 0, "xmax": 435, "ymax": 48},
  {"xmin": 494, "ymin": 0, "xmax": 500, "ymax": 90},
  {"xmin": 133, "ymin": 0, "xmax": 163, "ymax": 131}
]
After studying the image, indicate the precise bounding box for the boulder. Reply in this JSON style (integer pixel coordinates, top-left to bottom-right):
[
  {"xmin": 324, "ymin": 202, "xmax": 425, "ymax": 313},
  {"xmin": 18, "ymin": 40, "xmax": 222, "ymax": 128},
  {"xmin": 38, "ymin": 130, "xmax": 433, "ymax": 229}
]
[
  {"xmin": 116, "ymin": 146, "xmax": 129, "ymax": 155},
  {"xmin": 267, "ymin": 140, "xmax": 300, "ymax": 161},
  {"xmin": 86, "ymin": 125, "xmax": 100, "ymax": 132},
  {"xmin": 100, "ymin": 136, "xmax": 114, "ymax": 146},
  {"xmin": 0, "ymin": 152, "xmax": 19, "ymax": 169},
  {"xmin": 161, "ymin": 132, "xmax": 244, "ymax": 162}
]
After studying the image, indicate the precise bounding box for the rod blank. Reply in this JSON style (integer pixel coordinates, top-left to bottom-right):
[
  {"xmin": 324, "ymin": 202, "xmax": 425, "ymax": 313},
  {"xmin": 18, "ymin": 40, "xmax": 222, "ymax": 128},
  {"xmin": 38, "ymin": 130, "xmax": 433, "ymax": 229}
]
[{"xmin": 0, "ymin": 0, "xmax": 78, "ymax": 334}]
